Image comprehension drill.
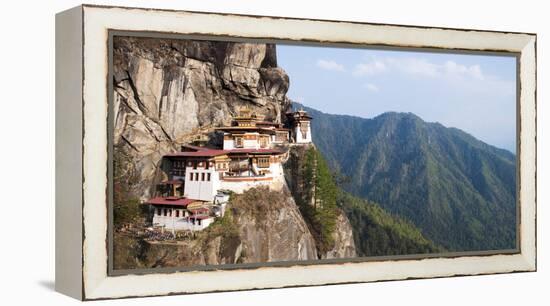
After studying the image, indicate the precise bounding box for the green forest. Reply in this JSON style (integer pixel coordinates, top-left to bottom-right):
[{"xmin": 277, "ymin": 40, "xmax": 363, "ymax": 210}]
[
  {"xmin": 285, "ymin": 145, "xmax": 441, "ymax": 256},
  {"xmin": 338, "ymin": 192, "xmax": 441, "ymax": 256},
  {"xmin": 296, "ymin": 103, "xmax": 517, "ymax": 252}
]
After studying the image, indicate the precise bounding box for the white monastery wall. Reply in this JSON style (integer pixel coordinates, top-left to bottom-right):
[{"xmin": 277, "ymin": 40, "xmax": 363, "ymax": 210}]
[
  {"xmin": 223, "ymin": 138, "xmax": 234, "ymax": 150},
  {"xmin": 153, "ymin": 213, "xmax": 214, "ymax": 231},
  {"xmin": 294, "ymin": 124, "xmax": 312, "ymax": 143},
  {"xmin": 183, "ymin": 166, "xmax": 220, "ymax": 201}
]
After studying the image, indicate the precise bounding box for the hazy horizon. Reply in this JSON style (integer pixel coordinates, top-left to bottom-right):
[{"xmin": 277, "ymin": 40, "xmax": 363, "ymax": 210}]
[{"xmin": 277, "ymin": 44, "xmax": 517, "ymax": 153}]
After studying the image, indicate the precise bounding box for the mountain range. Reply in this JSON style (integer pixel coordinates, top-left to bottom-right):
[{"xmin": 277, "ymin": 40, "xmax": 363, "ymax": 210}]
[{"xmin": 294, "ymin": 103, "xmax": 517, "ymax": 252}]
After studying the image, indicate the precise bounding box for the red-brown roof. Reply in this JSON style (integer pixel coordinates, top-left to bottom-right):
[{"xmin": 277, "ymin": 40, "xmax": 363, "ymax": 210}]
[
  {"xmin": 145, "ymin": 197, "xmax": 199, "ymax": 207},
  {"xmin": 227, "ymin": 148, "xmax": 284, "ymax": 155},
  {"xmin": 180, "ymin": 144, "xmax": 210, "ymax": 152},
  {"xmin": 165, "ymin": 147, "xmax": 283, "ymax": 158},
  {"xmin": 165, "ymin": 149, "xmax": 228, "ymax": 158}
]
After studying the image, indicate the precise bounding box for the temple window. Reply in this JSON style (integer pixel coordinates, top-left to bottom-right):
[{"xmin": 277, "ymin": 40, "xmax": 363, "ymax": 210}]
[
  {"xmin": 257, "ymin": 157, "xmax": 270, "ymax": 168},
  {"xmin": 235, "ymin": 136, "xmax": 243, "ymax": 148},
  {"xmin": 260, "ymin": 137, "xmax": 268, "ymax": 148}
]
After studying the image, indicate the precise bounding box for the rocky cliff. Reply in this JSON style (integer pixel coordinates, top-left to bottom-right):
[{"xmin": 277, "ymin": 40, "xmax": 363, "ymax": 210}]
[
  {"xmin": 112, "ymin": 36, "xmax": 355, "ymax": 268},
  {"xmin": 113, "ymin": 36, "xmax": 290, "ymax": 201},
  {"xmin": 322, "ymin": 210, "xmax": 356, "ymax": 259}
]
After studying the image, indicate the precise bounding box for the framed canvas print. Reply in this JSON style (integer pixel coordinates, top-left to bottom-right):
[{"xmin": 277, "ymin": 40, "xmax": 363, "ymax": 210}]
[{"xmin": 55, "ymin": 4, "xmax": 537, "ymax": 300}]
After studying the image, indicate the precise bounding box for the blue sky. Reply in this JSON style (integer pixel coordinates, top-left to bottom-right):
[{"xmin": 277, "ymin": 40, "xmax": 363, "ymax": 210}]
[{"xmin": 276, "ymin": 44, "xmax": 517, "ymax": 152}]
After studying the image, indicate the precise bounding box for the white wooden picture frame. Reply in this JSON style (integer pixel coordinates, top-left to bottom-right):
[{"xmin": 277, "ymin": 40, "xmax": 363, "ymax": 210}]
[{"xmin": 55, "ymin": 4, "xmax": 536, "ymax": 300}]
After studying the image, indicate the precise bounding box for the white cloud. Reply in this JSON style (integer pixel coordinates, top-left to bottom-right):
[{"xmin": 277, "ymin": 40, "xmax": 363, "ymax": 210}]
[
  {"xmin": 396, "ymin": 58, "xmax": 439, "ymax": 77},
  {"xmin": 353, "ymin": 60, "xmax": 387, "ymax": 76},
  {"xmin": 316, "ymin": 59, "xmax": 345, "ymax": 72},
  {"xmin": 353, "ymin": 57, "xmax": 486, "ymax": 80},
  {"xmin": 443, "ymin": 61, "xmax": 485, "ymax": 80},
  {"xmin": 364, "ymin": 83, "xmax": 379, "ymax": 92}
]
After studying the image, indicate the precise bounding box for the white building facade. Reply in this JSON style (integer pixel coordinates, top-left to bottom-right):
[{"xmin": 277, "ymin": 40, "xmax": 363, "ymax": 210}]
[
  {"xmin": 287, "ymin": 110, "xmax": 313, "ymax": 144},
  {"xmin": 152, "ymin": 207, "xmax": 215, "ymax": 231},
  {"xmin": 183, "ymin": 159, "xmax": 222, "ymax": 202},
  {"xmin": 147, "ymin": 198, "xmax": 217, "ymax": 232},
  {"xmin": 293, "ymin": 121, "xmax": 312, "ymax": 143}
]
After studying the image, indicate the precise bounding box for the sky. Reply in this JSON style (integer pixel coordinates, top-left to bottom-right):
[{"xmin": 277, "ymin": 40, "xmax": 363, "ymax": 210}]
[{"xmin": 276, "ymin": 44, "xmax": 517, "ymax": 153}]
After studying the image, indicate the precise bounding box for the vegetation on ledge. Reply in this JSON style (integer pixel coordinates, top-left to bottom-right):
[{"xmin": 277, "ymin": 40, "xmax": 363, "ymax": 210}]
[
  {"xmin": 337, "ymin": 191, "xmax": 442, "ymax": 256},
  {"xmin": 285, "ymin": 146, "xmax": 339, "ymax": 254},
  {"xmin": 113, "ymin": 149, "xmax": 146, "ymax": 229}
]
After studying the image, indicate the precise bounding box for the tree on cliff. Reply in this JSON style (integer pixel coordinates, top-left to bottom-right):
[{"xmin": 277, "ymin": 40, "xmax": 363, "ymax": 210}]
[
  {"xmin": 291, "ymin": 146, "xmax": 338, "ymax": 254},
  {"xmin": 113, "ymin": 149, "xmax": 144, "ymax": 228}
]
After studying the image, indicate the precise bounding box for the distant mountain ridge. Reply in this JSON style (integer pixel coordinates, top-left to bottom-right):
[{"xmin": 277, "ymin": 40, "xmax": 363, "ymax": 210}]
[{"xmin": 294, "ymin": 103, "xmax": 517, "ymax": 251}]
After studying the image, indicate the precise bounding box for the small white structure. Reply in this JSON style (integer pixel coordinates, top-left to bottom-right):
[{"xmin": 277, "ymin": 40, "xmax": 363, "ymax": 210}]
[
  {"xmin": 212, "ymin": 192, "xmax": 230, "ymax": 217},
  {"xmin": 147, "ymin": 197, "xmax": 215, "ymax": 231},
  {"xmin": 287, "ymin": 109, "xmax": 313, "ymax": 144}
]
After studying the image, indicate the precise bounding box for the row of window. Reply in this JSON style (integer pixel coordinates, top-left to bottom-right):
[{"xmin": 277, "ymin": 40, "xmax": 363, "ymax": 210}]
[
  {"xmin": 232, "ymin": 136, "xmax": 271, "ymax": 148},
  {"xmin": 171, "ymin": 169, "xmax": 185, "ymax": 177},
  {"xmin": 173, "ymin": 160, "xmax": 215, "ymax": 170},
  {"xmin": 256, "ymin": 157, "xmax": 270, "ymax": 168},
  {"xmin": 155, "ymin": 209, "xmax": 205, "ymax": 225},
  {"xmin": 216, "ymin": 162, "xmax": 229, "ymax": 170},
  {"xmin": 156, "ymin": 208, "xmax": 187, "ymax": 218},
  {"xmin": 189, "ymin": 172, "xmax": 212, "ymax": 182},
  {"xmin": 190, "ymin": 161, "xmax": 214, "ymax": 169},
  {"xmin": 172, "ymin": 160, "xmax": 186, "ymax": 168}
]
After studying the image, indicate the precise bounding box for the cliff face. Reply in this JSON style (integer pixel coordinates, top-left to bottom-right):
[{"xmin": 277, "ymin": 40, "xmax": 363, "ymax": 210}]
[
  {"xmin": 112, "ymin": 36, "xmax": 355, "ymax": 268},
  {"xmin": 229, "ymin": 186, "xmax": 318, "ymax": 262},
  {"xmin": 114, "ymin": 187, "xmax": 318, "ymax": 269},
  {"xmin": 113, "ymin": 37, "xmax": 290, "ymax": 201},
  {"xmin": 322, "ymin": 210, "xmax": 356, "ymax": 259}
]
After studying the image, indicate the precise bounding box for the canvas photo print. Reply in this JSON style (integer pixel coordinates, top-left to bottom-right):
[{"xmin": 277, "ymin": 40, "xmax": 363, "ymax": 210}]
[{"xmin": 110, "ymin": 35, "xmax": 517, "ymax": 271}]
